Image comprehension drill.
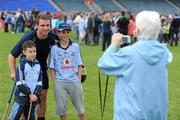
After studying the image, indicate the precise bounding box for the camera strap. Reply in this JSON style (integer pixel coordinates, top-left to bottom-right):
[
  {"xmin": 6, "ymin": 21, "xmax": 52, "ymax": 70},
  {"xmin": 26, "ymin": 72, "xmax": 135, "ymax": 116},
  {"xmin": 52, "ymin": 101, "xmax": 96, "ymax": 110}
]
[{"xmin": 98, "ymin": 71, "xmax": 109, "ymax": 119}]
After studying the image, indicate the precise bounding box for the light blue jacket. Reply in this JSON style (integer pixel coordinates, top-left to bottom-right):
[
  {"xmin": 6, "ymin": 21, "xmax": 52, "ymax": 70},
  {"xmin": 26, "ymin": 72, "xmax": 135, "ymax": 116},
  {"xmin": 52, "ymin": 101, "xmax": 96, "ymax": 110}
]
[{"xmin": 98, "ymin": 40, "xmax": 172, "ymax": 120}]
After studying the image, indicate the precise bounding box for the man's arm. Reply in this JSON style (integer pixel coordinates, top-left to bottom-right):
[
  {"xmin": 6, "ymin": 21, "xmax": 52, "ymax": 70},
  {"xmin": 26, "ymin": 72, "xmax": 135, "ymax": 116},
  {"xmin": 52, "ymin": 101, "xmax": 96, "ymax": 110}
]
[
  {"xmin": 8, "ymin": 53, "xmax": 16, "ymax": 81},
  {"xmin": 8, "ymin": 31, "xmax": 35, "ymax": 80}
]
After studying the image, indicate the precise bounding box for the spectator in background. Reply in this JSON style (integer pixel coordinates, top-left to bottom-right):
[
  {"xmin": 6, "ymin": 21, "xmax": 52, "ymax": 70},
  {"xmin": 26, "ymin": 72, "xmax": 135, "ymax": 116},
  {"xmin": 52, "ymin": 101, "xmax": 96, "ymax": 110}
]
[
  {"xmin": 102, "ymin": 13, "xmax": 112, "ymax": 51},
  {"xmin": 116, "ymin": 11, "xmax": 129, "ymax": 35},
  {"xmin": 4, "ymin": 12, "xmax": 11, "ymax": 32},
  {"xmin": 162, "ymin": 19, "xmax": 170, "ymax": 43},
  {"xmin": 0, "ymin": 12, "xmax": 5, "ymax": 30},
  {"xmin": 87, "ymin": 12, "xmax": 95, "ymax": 45},
  {"xmin": 128, "ymin": 12, "xmax": 136, "ymax": 43},
  {"xmin": 93, "ymin": 13, "xmax": 102, "ymax": 45},
  {"xmin": 55, "ymin": 11, "xmax": 65, "ymax": 32},
  {"xmin": 78, "ymin": 13, "xmax": 87, "ymax": 44},
  {"xmin": 98, "ymin": 11, "xmax": 172, "ymax": 120},
  {"xmin": 11, "ymin": 13, "xmax": 16, "ymax": 33},
  {"xmin": 169, "ymin": 14, "xmax": 180, "ymax": 46},
  {"xmin": 14, "ymin": 10, "xmax": 25, "ymax": 33},
  {"xmin": 73, "ymin": 12, "xmax": 82, "ymax": 40},
  {"xmin": 65, "ymin": 13, "xmax": 73, "ymax": 26}
]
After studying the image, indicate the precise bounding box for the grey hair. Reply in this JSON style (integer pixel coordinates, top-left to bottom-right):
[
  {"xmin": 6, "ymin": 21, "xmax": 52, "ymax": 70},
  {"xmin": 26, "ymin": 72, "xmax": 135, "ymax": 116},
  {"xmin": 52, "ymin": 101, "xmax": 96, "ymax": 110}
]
[{"xmin": 136, "ymin": 11, "xmax": 161, "ymax": 40}]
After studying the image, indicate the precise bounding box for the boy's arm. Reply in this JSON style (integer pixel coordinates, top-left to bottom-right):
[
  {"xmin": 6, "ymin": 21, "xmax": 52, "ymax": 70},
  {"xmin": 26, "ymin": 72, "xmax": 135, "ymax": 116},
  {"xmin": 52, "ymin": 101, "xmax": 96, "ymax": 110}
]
[
  {"xmin": 78, "ymin": 65, "xmax": 82, "ymax": 81},
  {"xmin": 49, "ymin": 68, "xmax": 56, "ymax": 81},
  {"xmin": 16, "ymin": 64, "xmax": 31, "ymax": 95},
  {"xmin": 18, "ymin": 84, "xmax": 31, "ymax": 95},
  {"xmin": 34, "ymin": 70, "xmax": 43, "ymax": 97}
]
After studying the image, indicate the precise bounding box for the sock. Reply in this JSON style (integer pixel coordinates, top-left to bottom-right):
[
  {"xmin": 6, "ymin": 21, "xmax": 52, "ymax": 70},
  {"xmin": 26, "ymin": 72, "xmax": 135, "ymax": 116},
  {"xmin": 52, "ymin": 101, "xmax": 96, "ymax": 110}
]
[{"xmin": 37, "ymin": 117, "xmax": 45, "ymax": 120}]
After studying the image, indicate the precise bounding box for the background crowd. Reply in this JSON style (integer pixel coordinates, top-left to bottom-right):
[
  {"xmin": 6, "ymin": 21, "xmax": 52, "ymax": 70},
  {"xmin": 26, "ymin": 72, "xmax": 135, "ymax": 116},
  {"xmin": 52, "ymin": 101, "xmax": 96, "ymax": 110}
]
[{"xmin": 0, "ymin": 9, "xmax": 179, "ymax": 50}]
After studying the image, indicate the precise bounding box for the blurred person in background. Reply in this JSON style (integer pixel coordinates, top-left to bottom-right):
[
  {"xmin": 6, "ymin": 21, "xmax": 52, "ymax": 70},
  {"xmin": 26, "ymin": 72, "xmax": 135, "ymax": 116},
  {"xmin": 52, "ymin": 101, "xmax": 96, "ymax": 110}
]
[
  {"xmin": 102, "ymin": 13, "xmax": 112, "ymax": 51},
  {"xmin": 128, "ymin": 12, "xmax": 136, "ymax": 43},
  {"xmin": 169, "ymin": 14, "xmax": 180, "ymax": 46},
  {"xmin": 4, "ymin": 12, "xmax": 11, "ymax": 32},
  {"xmin": 116, "ymin": 11, "xmax": 129, "ymax": 35}
]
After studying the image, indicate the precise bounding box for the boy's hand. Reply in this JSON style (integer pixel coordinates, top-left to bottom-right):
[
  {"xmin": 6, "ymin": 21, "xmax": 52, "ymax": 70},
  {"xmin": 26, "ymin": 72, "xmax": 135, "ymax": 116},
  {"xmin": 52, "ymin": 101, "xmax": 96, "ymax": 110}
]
[
  {"xmin": 78, "ymin": 74, "xmax": 81, "ymax": 81},
  {"xmin": 29, "ymin": 94, "xmax": 38, "ymax": 102}
]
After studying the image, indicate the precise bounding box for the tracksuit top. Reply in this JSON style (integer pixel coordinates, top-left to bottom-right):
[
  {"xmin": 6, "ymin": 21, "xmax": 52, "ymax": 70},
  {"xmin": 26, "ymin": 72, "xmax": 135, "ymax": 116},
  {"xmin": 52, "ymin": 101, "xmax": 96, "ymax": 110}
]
[{"xmin": 15, "ymin": 57, "xmax": 42, "ymax": 104}]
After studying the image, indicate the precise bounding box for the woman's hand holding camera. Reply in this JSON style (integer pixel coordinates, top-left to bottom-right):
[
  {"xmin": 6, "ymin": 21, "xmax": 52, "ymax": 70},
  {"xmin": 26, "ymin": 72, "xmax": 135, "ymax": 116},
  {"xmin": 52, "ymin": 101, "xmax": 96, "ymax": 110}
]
[{"xmin": 111, "ymin": 33, "xmax": 123, "ymax": 47}]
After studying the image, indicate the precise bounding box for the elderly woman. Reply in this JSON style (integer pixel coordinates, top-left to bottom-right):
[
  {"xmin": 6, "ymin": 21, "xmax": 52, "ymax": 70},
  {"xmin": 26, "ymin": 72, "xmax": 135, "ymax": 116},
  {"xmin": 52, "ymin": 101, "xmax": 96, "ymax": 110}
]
[{"xmin": 98, "ymin": 11, "xmax": 172, "ymax": 120}]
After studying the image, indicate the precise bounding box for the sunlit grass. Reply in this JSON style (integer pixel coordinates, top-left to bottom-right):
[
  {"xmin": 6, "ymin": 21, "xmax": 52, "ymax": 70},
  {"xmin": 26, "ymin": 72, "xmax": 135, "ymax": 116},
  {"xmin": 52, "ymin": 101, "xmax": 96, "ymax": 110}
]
[{"xmin": 0, "ymin": 31, "xmax": 180, "ymax": 120}]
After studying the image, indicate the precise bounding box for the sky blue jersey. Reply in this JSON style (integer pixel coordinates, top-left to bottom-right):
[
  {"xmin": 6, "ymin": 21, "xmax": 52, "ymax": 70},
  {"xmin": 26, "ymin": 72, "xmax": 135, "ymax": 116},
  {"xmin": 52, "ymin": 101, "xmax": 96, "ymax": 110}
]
[{"xmin": 48, "ymin": 41, "xmax": 83, "ymax": 82}]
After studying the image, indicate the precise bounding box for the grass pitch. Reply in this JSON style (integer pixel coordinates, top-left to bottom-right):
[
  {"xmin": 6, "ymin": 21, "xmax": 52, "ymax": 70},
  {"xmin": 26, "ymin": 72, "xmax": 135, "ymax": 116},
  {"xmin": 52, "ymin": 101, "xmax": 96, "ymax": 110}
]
[{"xmin": 0, "ymin": 31, "xmax": 180, "ymax": 120}]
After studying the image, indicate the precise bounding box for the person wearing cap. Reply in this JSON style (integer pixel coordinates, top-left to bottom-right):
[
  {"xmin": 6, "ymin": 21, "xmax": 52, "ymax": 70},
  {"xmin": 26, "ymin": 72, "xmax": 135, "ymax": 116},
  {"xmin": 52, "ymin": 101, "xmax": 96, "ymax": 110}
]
[{"xmin": 49, "ymin": 23, "xmax": 85, "ymax": 120}]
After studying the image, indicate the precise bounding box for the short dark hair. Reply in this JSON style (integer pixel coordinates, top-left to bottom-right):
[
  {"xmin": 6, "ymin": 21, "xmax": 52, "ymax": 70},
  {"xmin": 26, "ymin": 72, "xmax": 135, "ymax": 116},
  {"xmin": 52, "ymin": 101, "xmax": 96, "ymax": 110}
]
[
  {"xmin": 22, "ymin": 40, "xmax": 36, "ymax": 51},
  {"xmin": 35, "ymin": 13, "xmax": 50, "ymax": 25}
]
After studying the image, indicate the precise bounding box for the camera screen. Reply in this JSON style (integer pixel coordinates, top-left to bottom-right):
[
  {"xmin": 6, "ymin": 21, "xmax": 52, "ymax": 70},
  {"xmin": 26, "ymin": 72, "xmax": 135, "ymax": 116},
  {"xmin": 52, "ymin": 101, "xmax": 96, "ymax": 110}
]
[{"xmin": 122, "ymin": 35, "xmax": 131, "ymax": 44}]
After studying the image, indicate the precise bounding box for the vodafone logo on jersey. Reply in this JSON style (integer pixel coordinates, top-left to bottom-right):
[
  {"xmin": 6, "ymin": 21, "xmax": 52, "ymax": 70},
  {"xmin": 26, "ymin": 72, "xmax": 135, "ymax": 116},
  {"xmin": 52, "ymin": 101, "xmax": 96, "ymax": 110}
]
[
  {"xmin": 64, "ymin": 58, "xmax": 70, "ymax": 65},
  {"xmin": 62, "ymin": 58, "xmax": 75, "ymax": 69}
]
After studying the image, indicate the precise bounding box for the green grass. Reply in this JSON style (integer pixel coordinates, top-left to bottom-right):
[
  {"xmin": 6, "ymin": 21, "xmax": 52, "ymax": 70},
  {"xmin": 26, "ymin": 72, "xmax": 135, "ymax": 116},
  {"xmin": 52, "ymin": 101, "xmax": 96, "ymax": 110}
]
[{"xmin": 0, "ymin": 31, "xmax": 180, "ymax": 120}]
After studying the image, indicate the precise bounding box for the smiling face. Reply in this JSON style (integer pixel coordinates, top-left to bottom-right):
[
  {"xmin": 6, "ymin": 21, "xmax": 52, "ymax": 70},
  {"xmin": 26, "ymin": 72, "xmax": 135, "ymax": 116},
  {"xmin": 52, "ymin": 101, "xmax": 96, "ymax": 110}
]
[
  {"xmin": 23, "ymin": 47, "xmax": 37, "ymax": 61},
  {"xmin": 36, "ymin": 19, "xmax": 50, "ymax": 37},
  {"xmin": 58, "ymin": 30, "xmax": 71, "ymax": 42}
]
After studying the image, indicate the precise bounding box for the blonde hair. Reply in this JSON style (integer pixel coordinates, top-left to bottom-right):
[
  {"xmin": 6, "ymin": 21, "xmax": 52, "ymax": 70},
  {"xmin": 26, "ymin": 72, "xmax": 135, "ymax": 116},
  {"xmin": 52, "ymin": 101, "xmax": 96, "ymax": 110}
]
[
  {"xmin": 136, "ymin": 11, "xmax": 161, "ymax": 40},
  {"xmin": 103, "ymin": 13, "xmax": 111, "ymax": 21}
]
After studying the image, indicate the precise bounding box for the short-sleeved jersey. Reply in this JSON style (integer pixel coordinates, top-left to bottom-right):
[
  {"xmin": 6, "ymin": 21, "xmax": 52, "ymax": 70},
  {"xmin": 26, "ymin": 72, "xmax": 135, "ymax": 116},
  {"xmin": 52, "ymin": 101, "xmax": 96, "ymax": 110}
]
[{"xmin": 48, "ymin": 41, "xmax": 83, "ymax": 82}]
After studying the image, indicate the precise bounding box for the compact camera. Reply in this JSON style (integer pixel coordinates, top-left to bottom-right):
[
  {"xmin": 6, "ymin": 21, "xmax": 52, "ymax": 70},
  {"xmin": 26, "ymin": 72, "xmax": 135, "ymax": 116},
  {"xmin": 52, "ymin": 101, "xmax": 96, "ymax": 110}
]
[
  {"xmin": 121, "ymin": 35, "xmax": 131, "ymax": 48},
  {"xmin": 122, "ymin": 35, "xmax": 131, "ymax": 44}
]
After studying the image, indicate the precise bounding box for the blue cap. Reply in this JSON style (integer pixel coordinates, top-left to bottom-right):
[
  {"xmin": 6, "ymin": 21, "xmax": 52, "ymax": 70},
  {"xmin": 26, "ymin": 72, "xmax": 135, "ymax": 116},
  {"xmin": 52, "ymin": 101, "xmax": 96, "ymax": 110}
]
[{"xmin": 58, "ymin": 23, "xmax": 72, "ymax": 31}]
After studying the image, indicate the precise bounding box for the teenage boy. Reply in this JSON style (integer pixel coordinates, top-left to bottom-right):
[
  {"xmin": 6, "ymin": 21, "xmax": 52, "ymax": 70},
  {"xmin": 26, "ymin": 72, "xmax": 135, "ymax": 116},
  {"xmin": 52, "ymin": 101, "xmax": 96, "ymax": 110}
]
[
  {"xmin": 9, "ymin": 40, "xmax": 43, "ymax": 120},
  {"xmin": 49, "ymin": 23, "xmax": 85, "ymax": 120}
]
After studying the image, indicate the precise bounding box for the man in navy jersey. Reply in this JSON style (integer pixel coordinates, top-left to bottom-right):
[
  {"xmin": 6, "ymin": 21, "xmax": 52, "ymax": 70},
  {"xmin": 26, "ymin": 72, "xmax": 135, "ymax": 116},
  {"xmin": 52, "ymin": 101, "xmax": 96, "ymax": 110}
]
[{"xmin": 8, "ymin": 13, "xmax": 58, "ymax": 120}]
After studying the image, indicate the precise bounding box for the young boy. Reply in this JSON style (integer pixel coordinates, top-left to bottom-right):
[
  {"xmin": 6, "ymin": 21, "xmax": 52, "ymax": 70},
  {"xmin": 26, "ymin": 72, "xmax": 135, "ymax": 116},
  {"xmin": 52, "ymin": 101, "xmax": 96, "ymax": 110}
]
[
  {"xmin": 9, "ymin": 40, "xmax": 43, "ymax": 120},
  {"xmin": 49, "ymin": 23, "xmax": 85, "ymax": 120}
]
